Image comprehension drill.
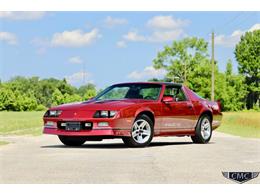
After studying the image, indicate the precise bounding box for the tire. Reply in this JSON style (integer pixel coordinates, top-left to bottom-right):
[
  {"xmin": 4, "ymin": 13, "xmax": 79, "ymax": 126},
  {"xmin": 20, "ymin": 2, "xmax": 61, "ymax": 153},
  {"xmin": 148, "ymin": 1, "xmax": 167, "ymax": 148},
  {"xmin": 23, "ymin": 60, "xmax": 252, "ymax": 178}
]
[
  {"xmin": 58, "ymin": 135, "xmax": 87, "ymax": 146},
  {"xmin": 191, "ymin": 114, "xmax": 212, "ymax": 144},
  {"xmin": 122, "ymin": 114, "xmax": 154, "ymax": 147}
]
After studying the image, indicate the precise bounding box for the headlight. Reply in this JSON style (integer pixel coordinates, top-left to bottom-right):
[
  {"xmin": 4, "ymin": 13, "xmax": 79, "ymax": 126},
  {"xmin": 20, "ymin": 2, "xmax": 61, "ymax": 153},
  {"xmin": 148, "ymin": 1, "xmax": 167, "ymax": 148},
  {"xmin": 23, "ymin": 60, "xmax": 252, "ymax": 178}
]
[
  {"xmin": 44, "ymin": 110, "xmax": 62, "ymax": 117},
  {"xmin": 93, "ymin": 110, "xmax": 118, "ymax": 118}
]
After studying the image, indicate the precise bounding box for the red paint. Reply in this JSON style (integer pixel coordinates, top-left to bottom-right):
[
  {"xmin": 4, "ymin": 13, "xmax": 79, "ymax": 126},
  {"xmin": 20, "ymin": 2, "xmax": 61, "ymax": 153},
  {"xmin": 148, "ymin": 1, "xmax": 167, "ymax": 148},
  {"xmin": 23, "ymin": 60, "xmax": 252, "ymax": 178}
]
[{"xmin": 43, "ymin": 82, "xmax": 222, "ymax": 138}]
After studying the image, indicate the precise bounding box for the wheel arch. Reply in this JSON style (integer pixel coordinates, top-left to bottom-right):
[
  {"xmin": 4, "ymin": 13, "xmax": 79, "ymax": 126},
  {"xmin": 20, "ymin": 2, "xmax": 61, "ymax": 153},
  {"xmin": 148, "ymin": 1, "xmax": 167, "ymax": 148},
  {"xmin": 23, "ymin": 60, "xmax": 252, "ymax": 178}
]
[
  {"xmin": 199, "ymin": 110, "xmax": 213, "ymax": 122},
  {"xmin": 135, "ymin": 110, "xmax": 155, "ymax": 125}
]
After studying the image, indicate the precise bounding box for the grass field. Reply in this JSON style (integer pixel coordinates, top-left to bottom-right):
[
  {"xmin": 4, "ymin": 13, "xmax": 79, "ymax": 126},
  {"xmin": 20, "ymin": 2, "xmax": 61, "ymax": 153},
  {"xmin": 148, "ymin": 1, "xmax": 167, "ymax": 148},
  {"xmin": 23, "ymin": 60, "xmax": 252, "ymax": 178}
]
[
  {"xmin": 0, "ymin": 111, "xmax": 44, "ymax": 136},
  {"xmin": 217, "ymin": 111, "xmax": 260, "ymax": 138},
  {"xmin": 0, "ymin": 140, "xmax": 9, "ymax": 145},
  {"xmin": 0, "ymin": 111, "xmax": 259, "ymax": 138}
]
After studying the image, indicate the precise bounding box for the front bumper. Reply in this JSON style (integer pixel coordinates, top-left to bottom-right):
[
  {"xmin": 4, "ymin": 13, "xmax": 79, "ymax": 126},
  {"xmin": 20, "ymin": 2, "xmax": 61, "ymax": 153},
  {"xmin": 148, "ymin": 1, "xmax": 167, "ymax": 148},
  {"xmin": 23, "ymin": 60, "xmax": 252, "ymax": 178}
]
[
  {"xmin": 43, "ymin": 116, "xmax": 133, "ymax": 137},
  {"xmin": 43, "ymin": 127, "xmax": 131, "ymax": 137}
]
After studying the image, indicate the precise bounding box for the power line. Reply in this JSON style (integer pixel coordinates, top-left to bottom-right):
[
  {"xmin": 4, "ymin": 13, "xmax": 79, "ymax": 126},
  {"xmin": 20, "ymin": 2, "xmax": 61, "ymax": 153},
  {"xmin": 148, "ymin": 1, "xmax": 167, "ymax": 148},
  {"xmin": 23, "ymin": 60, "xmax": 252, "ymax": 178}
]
[{"xmin": 204, "ymin": 12, "xmax": 246, "ymax": 37}]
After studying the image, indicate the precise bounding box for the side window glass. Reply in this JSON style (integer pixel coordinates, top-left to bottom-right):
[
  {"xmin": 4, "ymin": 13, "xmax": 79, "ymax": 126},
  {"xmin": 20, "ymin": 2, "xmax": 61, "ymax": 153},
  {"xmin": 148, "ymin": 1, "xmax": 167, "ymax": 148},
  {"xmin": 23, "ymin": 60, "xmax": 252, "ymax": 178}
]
[
  {"xmin": 164, "ymin": 87, "xmax": 187, "ymax": 101},
  {"xmin": 175, "ymin": 89, "xmax": 187, "ymax": 101}
]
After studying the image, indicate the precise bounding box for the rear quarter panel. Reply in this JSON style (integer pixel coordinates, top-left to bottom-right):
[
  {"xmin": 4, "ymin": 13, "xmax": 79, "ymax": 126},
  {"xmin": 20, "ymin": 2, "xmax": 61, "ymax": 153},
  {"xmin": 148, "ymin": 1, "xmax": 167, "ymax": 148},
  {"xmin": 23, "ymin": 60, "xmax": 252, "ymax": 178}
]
[{"xmin": 183, "ymin": 86, "xmax": 222, "ymax": 130}]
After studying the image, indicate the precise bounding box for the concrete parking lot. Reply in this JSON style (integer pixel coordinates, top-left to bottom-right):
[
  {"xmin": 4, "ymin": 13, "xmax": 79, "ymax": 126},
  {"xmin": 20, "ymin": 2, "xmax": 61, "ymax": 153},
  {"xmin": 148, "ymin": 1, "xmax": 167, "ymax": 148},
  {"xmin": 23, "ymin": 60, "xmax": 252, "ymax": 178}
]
[{"xmin": 0, "ymin": 132, "xmax": 260, "ymax": 183}]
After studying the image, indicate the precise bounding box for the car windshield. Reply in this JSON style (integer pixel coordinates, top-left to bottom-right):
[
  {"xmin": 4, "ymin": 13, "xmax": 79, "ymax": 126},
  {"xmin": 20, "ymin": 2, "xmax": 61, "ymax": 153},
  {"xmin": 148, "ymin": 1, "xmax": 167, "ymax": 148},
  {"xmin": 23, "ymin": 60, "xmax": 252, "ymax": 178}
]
[{"xmin": 95, "ymin": 83, "xmax": 162, "ymax": 101}]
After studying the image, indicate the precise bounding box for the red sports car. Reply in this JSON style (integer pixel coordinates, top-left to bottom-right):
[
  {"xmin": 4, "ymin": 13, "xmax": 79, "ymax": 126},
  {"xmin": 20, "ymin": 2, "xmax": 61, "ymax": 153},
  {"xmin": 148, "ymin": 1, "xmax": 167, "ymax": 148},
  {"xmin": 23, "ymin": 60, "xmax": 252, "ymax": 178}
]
[{"xmin": 43, "ymin": 82, "xmax": 222, "ymax": 147}]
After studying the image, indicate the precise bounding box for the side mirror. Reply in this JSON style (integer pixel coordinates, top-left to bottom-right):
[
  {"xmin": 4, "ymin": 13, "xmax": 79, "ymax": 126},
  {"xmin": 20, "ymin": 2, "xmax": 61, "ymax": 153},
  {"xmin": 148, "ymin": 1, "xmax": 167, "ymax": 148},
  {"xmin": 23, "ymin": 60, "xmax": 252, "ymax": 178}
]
[{"xmin": 162, "ymin": 96, "xmax": 174, "ymax": 104}]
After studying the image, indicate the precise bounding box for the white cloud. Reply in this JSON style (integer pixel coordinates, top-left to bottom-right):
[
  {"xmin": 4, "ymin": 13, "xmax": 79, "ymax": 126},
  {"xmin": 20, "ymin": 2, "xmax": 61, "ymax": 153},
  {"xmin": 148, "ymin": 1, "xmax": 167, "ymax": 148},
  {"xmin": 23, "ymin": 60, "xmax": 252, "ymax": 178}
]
[
  {"xmin": 127, "ymin": 66, "xmax": 166, "ymax": 80},
  {"xmin": 123, "ymin": 31, "xmax": 146, "ymax": 42},
  {"xmin": 249, "ymin": 23, "xmax": 260, "ymax": 32},
  {"xmin": 123, "ymin": 29, "xmax": 183, "ymax": 43},
  {"xmin": 148, "ymin": 29, "xmax": 183, "ymax": 42},
  {"xmin": 215, "ymin": 23, "xmax": 260, "ymax": 48},
  {"xmin": 123, "ymin": 15, "xmax": 188, "ymax": 43},
  {"xmin": 65, "ymin": 71, "xmax": 92, "ymax": 85},
  {"xmin": 0, "ymin": 32, "xmax": 17, "ymax": 45},
  {"xmin": 68, "ymin": 56, "xmax": 83, "ymax": 64},
  {"xmin": 147, "ymin": 15, "xmax": 189, "ymax": 30},
  {"xmin": 104, "ymin": 16, "xmax": 127, "ymax": 27},
  {"xmin": 116, "ymin": 41, "xmax": 127, "ymax": 48},
  {"xmin": 215, "ymin": 30, "xmax": 243, "ymax": 47},
  {"xmin": 51, "ymin": 28, "xmax": 101, "ymax": 47},
  {"xmin": 0, "ymin": 11, "xmax": 45, "ymax": 20}
]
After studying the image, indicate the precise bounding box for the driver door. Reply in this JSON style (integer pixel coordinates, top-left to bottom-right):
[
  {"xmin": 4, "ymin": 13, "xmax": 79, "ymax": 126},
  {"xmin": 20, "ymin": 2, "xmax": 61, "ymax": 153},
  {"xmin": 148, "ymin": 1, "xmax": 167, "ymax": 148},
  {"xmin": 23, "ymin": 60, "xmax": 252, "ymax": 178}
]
[{"xmin": 161, "ymin": 86, "xmax": 196, "ymax": 131}]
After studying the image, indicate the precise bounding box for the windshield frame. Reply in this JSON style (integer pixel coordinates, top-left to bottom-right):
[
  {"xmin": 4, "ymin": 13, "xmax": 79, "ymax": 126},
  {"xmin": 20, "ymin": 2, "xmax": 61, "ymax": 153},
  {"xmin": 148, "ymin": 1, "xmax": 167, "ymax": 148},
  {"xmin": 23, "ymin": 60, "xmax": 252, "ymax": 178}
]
[{"xmin": 94, "ymin": 83, "xmax": 163, "ymax": 101}]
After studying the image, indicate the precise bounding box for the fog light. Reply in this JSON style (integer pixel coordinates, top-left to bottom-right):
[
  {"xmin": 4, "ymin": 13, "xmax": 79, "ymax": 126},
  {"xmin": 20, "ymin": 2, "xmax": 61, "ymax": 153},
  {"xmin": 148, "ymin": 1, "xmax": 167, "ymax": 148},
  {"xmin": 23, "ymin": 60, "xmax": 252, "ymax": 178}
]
[
  {"xmin": 98, "ymin": 122, "xmax": 109, "ymax": 127},
  {"xmin": 61, "ymin": 122, "xmax": 66, "ymax": 127},
  {"xmin": 85, "ymin": 122, "xmax": 92, "ymax": 127},
  {"xmin": 45, "ymin": 121, "xmax": 56, "ymax": 128}
]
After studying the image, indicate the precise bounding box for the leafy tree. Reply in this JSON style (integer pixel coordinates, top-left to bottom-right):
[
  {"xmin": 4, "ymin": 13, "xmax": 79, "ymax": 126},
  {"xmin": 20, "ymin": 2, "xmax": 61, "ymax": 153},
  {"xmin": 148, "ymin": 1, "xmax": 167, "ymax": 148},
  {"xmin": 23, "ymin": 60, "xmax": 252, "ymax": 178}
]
[
  {"xmin": 83, "ymin": 89, "xmax": 96, "ymax": 100},
  {"xmin": 153, "ymin": 37, "xmax": 208, "ymax": 84},
  {"xmin": 0, "ymin": 86, "xmax": 16, "ymax": 110},
  {"xmin": 51, "ymin": 89, "xmax": 64, "ymax": 106},
  {"xmin": 216, "ymin": 60, "xmax": 247, "ymax": 111},
  {"xmin": 63, "ymin": 93, "xmax": 82, "ymax": 103},
  {"xmin": 235, "ymin": 29, "xmax": 260, "ymax": 109}
]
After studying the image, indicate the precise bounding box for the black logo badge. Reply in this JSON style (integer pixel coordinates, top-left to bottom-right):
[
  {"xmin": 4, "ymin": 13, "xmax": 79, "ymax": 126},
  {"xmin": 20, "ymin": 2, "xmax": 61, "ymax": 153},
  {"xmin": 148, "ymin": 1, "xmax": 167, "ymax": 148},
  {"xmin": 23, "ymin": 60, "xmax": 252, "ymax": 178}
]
[{"xmin": 222, "ymin": 172, "xmax": 259, "ymax": 184}]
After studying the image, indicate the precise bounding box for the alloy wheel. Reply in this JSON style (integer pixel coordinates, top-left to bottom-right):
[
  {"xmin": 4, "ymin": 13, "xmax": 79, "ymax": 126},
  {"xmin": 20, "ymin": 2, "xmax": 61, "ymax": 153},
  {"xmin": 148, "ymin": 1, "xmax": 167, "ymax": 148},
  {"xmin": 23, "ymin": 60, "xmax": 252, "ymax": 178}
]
[
  {"xmin": 200, "ymin": 118, "xmax": 211, "ymax": 140},
  {"xmin": 132, "ymin": 119, "xmax": 151, "ymax": 144}
]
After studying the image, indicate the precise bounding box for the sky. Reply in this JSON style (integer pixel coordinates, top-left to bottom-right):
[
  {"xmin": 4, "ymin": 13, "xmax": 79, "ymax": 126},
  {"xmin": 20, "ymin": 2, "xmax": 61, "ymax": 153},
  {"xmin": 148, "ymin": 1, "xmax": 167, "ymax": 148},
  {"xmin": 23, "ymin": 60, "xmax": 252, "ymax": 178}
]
[{"xmin": 0, "ymin": 11, "xmax": 259, "ymax": 89}]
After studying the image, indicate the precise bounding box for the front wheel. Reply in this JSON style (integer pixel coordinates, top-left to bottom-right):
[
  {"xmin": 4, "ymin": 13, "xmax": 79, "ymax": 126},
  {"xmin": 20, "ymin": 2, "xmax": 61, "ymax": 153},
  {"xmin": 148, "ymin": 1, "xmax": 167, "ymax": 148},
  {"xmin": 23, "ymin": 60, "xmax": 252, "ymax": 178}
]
[
  {"xmin": 122, "ymin": 114, "xmax": 154, "ymax": 147},
  {"xmin": 191, "ymin": 114, "xmax": 212, "ymax": 144},
  {"xmin": 58, "ymin": 135, "xmax": 87, "ymax": 146}
]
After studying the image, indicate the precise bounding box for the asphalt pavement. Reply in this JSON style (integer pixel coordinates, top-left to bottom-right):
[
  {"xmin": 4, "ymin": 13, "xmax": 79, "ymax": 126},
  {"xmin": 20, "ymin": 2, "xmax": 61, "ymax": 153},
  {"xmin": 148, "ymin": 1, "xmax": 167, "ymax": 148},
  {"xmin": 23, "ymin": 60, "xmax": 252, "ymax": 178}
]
[{"xmin": 0, "ymin": 131, "xmax": 260, "ymax": 183}]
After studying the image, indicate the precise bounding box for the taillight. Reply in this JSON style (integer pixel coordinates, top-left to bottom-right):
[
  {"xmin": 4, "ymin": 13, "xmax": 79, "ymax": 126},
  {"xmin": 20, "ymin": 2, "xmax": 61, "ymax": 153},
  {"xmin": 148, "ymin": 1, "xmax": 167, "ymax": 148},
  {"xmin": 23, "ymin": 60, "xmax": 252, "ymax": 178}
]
[{"xmin": 217, "ymin": 100, "xmax": 222, "ymax": 111}]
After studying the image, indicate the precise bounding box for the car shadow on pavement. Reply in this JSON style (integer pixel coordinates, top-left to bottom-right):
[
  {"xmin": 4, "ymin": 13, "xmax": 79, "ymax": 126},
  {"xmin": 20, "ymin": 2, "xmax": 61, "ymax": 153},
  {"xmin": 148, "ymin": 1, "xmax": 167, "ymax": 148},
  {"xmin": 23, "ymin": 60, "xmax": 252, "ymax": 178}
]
[{"xmin": 41, "ymin": 141, "xmax": 195, "ymax": 149}]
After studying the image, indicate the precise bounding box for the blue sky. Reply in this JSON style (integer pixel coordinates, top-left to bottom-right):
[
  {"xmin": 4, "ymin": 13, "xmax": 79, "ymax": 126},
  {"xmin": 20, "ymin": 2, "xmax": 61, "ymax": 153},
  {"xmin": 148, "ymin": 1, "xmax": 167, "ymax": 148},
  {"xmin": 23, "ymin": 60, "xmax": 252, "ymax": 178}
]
[{"xmin": 0, "ymin": 11, "xmax": 259, "ymax": 89}]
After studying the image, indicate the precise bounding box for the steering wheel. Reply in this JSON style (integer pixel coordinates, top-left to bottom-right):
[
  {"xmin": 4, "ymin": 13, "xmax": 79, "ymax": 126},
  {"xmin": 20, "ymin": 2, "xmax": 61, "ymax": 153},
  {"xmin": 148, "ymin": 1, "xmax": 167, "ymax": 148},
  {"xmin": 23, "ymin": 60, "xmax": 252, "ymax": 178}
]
[{"xmin": 144, "ymin": 96, "xmax": 153, "ymax": 100}]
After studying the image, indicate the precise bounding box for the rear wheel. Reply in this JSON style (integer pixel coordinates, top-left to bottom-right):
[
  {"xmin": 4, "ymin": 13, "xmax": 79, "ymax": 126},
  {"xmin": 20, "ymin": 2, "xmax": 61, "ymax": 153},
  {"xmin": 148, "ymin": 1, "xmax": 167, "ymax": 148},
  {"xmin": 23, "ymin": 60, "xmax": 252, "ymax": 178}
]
[
  {"xmin": 122, "ymin": 114, "xmax": 154, "ymax": 147},
  {"xmin": 58, "ymin": 135, "xmax": 87, "ymax": 146},
  {"xmin": 191, "ymin": 114, "xmax": 212, "ymax": 144}
]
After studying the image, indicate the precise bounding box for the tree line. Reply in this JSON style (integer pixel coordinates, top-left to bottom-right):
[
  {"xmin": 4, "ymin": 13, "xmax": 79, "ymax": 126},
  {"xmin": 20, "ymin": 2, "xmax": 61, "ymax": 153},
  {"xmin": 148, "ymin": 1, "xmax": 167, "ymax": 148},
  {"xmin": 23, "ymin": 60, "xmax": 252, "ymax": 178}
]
[
  {"xmin": 0, "ymin": 77, "xmax": 97, "ymax": 111},
  {"xmin": 0, "ymin": 29, "xmax": 259, "ymax": 111}
]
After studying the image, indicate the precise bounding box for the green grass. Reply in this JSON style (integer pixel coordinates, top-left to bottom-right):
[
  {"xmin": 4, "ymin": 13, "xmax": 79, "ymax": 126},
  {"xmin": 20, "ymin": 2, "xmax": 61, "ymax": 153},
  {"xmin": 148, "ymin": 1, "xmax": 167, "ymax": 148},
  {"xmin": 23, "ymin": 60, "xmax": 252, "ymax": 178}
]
[
  {"xmin": 217, "ymin": 111, "xmax": 260, "ymax": 138},
  {"xmin": 0, "ymin": 140, "xmax": 9, "ymax": 146},
  {"xmin": 0, "ymin": 111, "xmax": 44, "ymax": 136}
]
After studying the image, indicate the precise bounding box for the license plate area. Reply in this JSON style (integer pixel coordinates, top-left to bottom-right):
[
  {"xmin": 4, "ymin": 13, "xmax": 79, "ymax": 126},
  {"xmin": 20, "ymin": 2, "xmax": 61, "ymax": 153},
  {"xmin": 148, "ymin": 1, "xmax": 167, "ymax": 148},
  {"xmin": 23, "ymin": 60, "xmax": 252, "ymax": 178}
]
[{"xmin": 65, "ymin": 122, "xmax": 81, "ymax": 131}]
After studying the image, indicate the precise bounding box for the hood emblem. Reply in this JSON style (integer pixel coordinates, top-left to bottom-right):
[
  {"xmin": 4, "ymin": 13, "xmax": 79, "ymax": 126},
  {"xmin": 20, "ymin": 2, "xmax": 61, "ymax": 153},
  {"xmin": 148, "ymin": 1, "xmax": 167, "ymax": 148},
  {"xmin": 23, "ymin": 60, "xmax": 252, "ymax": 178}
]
[{"xmin": 74, "ymin": 112, "xmax": 77, "ymax": 116}]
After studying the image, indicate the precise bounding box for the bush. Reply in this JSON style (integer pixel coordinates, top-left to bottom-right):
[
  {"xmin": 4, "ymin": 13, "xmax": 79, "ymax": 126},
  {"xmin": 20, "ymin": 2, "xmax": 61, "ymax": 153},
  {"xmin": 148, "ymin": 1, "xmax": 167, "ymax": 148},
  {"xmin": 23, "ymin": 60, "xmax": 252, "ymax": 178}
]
[{"xmin": 35, "ymin": 104, "xmax": 47, "ymax": 111}]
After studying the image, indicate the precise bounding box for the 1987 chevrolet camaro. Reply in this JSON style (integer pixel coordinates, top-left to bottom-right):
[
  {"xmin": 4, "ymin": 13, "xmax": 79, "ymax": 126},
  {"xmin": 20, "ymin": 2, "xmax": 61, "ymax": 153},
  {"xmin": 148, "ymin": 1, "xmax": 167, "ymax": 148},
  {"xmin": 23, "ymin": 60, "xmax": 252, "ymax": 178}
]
[{"xmin": 43, "ymin": 82, "xmax": 222, "ymax": 147}]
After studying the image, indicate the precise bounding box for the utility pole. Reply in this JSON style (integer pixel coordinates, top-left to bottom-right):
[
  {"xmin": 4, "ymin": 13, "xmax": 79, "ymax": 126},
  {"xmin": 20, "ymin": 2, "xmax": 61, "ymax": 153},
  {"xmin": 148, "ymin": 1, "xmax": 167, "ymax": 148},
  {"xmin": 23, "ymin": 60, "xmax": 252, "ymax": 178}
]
[{"xmin": 211, "ymin": 31, "xmax": 215, "ymax": 101}]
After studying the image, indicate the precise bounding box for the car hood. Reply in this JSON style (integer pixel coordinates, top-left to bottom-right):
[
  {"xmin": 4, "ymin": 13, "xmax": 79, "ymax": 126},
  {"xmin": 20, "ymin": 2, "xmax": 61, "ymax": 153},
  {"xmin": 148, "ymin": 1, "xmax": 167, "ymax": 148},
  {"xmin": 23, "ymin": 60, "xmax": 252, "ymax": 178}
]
[{"xmin": 51, "ymin": 99, "xmax": 149, "ymax": 111}]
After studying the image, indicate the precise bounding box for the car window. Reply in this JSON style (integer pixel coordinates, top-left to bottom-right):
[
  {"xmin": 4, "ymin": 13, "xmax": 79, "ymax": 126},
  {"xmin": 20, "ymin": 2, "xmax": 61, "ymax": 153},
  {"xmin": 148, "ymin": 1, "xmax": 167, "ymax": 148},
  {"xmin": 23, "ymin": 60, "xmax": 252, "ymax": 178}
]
[
  {"xmin": 95, "ymin": 84, "xmax": 162, "ymax": 101},
  {"xmin": 98, "ymin": 87, "xmax": 129, "ymax": 100},
  {"xmin": 164, "ymin": 86, "xmax": 187, "ymax": 101},
  {"xmin": 140, "ymin": 87, "xmax": 161, "ymax": 100}
]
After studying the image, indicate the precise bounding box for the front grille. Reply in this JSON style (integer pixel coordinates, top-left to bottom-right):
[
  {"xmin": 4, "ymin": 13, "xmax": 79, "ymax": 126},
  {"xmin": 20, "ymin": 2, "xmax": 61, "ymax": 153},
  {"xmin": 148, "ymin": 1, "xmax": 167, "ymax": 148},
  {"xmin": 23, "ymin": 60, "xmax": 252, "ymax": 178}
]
[{"xmin": 57, "ymin": 121, "xmax": 92, "ymax": 131}]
